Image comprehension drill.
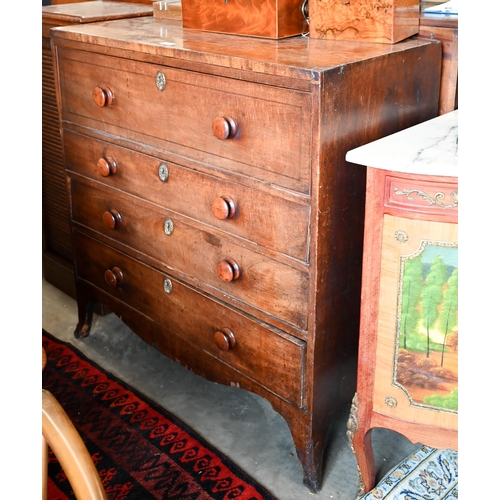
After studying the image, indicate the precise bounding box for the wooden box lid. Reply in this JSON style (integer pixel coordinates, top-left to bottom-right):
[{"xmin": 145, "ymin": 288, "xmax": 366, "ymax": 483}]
[{"xmin": 42, "ymin": 1, "xmax": 153, "ymax": 26}]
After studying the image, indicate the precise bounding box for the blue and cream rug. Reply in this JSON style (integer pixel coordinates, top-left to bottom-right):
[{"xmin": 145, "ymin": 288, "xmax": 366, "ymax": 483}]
[{"xmin": 360, "ymin": 445, "xmax": 458, "ymax": 499}]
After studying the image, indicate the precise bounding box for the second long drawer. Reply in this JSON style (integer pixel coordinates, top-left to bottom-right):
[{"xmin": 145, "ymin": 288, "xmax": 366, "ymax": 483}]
[{"xmin": 71, "ymin": 177, "xmax": 309, "ymax": 330}]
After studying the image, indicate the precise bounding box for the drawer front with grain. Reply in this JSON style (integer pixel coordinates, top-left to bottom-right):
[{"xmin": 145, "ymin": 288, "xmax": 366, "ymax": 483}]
[
  {"xmin": 57, "ymin": 48, "xmax": 312, "ymax": 193},
  {"xmin": 71, "ymin": 178, "xmax": 310, "ymax": 329},
  {"xmin": 73, "ymin": 231, "xmax": 306, "ymax": 406},
  {"xmin": 64, "ymin": 131, "xmax": 311, "ymax": 262}
]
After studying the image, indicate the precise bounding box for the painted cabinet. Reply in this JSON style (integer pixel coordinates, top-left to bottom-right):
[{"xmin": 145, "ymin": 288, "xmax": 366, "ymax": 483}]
[{"xmin": 345, "ymin": 111, "xmax": 458, "ymax": 495}]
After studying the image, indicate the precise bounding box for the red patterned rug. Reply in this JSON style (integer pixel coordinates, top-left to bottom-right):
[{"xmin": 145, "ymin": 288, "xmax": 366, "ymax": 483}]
[{"xmin": 42, "ymin": 331, "xmax": 277, "ymax": 500}]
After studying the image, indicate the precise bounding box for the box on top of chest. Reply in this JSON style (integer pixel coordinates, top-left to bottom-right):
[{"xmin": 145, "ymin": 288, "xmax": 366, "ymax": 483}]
[
  {"xmin": 308, "ymin": 0, "xmax": 420, "ymax": 44},
  {"xmin": 181, "ymin": 0, "xmax": 309, "ymax": 39}
]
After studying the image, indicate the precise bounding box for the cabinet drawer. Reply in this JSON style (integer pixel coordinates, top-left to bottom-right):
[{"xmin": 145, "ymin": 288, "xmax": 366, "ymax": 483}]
[
  {"xmin": 385, "ymin": 175, "xmax": 458, "ymax": 216},
  {"xmin": 73, "ymin": 231, "xmax": 305, "ymax": 406},
  {"xmin": 64, "ymin": 131, "xmax": 311, "ymax": 262},
  {"xmin": 71, "ymin": 179, "xmax": 309, "ymax": 329},
  {"xmin": 57, "ymin": 48, "xmax": 312, "ymax": 193}
]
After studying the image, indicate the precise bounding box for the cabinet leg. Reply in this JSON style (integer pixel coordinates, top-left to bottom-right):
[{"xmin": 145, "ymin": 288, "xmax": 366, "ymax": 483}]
[
  {"xmin": 74, "ymin": 287, "xmax": 96, "ymax": 339},
  {"xmin": 347, "ymin": 394, "xmax": 375, "ymax": 496},
  {"xmin": 296, "ymin": 444, "xmax": 323, "ymax": 493}
]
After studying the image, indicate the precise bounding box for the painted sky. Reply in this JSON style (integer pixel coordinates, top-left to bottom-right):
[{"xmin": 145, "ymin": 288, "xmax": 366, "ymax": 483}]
[{"xmin": 420, "ymin": 244, "xmax": 458, "ymax": 268}]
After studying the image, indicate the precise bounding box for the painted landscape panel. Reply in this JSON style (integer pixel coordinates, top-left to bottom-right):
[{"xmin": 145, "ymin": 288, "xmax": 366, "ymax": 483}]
[{"xmin": 394, "ymin": 241, "xmax": 458, "ymax": 413}]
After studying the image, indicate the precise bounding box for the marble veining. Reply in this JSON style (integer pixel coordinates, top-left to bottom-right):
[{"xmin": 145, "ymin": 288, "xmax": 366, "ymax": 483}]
[{"xmin": 346, "ymin": 110, "xmax": 458, "ymax": 177}]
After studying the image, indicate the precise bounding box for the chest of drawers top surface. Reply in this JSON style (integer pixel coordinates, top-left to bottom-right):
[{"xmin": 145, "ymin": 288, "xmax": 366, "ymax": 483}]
[{"xmin": 51, "ymin": 16, "xmax": 436, "ymax": 79}]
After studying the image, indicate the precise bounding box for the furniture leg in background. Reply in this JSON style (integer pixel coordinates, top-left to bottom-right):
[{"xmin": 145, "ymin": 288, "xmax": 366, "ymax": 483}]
[{"xmin": 42, "ymin": 1, "xmax": 153, "ymax": 301}]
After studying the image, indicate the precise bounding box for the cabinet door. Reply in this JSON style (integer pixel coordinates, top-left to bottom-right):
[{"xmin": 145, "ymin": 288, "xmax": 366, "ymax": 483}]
[{"xmin": 372, "ymin": 214, "xmax": 458, "ymax": 432}]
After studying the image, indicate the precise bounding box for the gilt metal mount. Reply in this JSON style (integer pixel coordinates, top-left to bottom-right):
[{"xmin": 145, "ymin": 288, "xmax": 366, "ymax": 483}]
[{"xmin": 394, "ymin": 187, "xmax": 458, "ymax": 209}]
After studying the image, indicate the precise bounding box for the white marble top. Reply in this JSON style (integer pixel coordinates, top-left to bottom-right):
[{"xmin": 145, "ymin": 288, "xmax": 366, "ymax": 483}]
[{"xmin": 346, "ymin": 110, "xmax": 458, "ymax": 177}]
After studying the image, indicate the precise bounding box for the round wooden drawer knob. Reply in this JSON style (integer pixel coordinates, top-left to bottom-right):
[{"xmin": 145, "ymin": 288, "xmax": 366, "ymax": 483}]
[
  {"xmin": 104, "ymin": 267, "xmax": 124, "ymax": 287},
  {"xmin": 214, "ymin": 327, "xmax": 236, "ymax": 351},
  {"xmin": 216, "ymin": 259, "xmax": 240, "ymax": 282},
  {"xmin": 212, "ymin": 116, "xmax": 238, "ymax": 140},
  {"xmin": 97, "ymin": 157, "xmax": 117, "ymax": 177},
  {"xmin": 102, "ymin": 209, "xmax": 122, "ymax": 229},
  {"xmin": 93, "ymin": 86, "xmax": 114, "ymax": 107},
  {"xmin": 211, "ymin": 197, "xmax": 236, "ymax": 220}
]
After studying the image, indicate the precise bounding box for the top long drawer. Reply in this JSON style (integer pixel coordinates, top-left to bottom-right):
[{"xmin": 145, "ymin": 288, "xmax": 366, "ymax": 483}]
[{"xmin": 55, "ymin": 47, "xmax": 313, "ymax": 193}]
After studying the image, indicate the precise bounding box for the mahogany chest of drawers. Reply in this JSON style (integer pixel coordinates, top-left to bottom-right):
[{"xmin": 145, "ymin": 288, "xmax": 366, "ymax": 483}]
[
  {"xmin": 51, "ymin": 18, "xmax": 441, "ymax": 491},
  {"xmin": 42, "ymin": 1, "xmax": 153, "ymax": 299}
]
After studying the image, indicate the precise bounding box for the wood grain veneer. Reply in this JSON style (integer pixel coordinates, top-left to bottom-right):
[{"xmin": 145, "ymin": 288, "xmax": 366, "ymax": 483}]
[
  {"xmin": 308, "ymin": 0, "xmax": 420, "ymax": 43},
  {"xmin": 181, "ymin": 0, "xmax": 308, "ymax": 39}
]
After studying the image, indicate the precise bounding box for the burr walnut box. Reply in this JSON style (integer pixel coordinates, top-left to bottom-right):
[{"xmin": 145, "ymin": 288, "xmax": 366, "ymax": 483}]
[
  {"xmin": 308, "ymin": 0, "xmax": 420, "ymax": 44},
  {"xmin": 181, "ymin": 0, "xmax": 309, "ymax": 39}
]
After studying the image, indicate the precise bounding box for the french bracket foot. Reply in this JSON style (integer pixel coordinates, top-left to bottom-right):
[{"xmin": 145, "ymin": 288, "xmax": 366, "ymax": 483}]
[
  {"xmin": 296, "ymin": 446, "xmax": 322, "ymax": 493},
  {"xmin": 302, "ymin": 473, "xmax": 320, "ymax": 494},
  {"xmin": 74, "ymin": 300, "xmax": 95, "ymax": 339}
]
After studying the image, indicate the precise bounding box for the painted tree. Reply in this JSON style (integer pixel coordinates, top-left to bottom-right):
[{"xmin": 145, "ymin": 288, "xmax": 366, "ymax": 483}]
[
  {"xmin": 421, "ymin": 254, "xmax": 447, "ymax": 358},
  {"xmin": 400, "ymin": 254, "xmax": 423, "ymax": 349},
  {"xmin": 438, "ymin": 268, "xmax": 458, "ymax": 367},
  {"xmin": 447, "ymin": 331, "xmax": 458, "ymax": 352}
]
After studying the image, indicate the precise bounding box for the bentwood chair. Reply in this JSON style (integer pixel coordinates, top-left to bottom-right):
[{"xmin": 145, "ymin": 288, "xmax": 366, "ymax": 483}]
[{"xmin": 42, "ymin": 348, "xmax": 107, "ymax": 500}]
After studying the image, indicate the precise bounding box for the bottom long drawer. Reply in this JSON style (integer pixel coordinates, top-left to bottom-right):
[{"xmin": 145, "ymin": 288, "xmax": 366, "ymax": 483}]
[{"xmin": 73, "ymin": 231, "xmax": 305, "ymax": 407}]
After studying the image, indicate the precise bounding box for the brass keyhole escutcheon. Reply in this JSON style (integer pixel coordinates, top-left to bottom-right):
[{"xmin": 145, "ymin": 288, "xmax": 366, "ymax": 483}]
[
  {"xmin": 163, "ymin": 278, "xmax": 173, "ymax": 294},
  {"xmin": 156, "ymin": 71, "xmax": 166, "ymax": 91},
  {"xmin": 164, "ymin": 218, "xmax": 174, "ymax": 236},
  {"xmin": 158, "ymin": 163, "xmax": 169, "ymax": 182}
]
